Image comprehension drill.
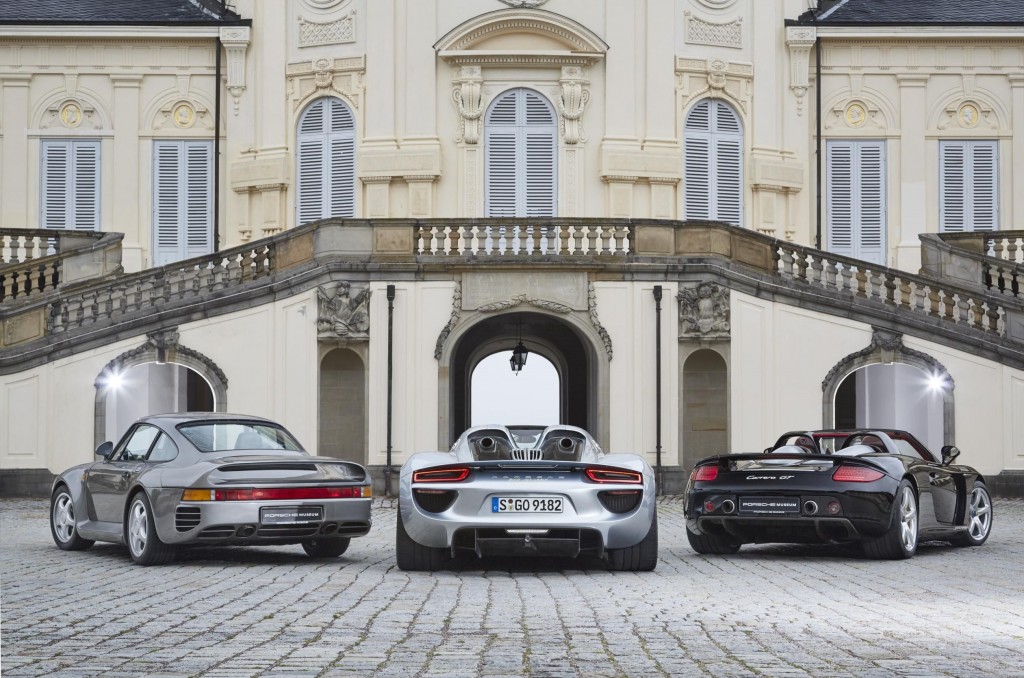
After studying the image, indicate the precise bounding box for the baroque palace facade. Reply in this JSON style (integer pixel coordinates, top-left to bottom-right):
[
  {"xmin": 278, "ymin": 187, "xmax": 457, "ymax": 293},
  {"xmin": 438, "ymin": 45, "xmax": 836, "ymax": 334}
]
[{"xmin": 1, "ymin": 0, "xmax": 1022, "ymax": 495}]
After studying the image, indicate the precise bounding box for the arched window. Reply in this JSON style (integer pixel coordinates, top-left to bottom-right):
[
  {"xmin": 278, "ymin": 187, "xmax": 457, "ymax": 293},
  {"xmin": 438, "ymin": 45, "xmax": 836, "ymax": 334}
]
[
  {"xmin": 296, "ymin": 97, "xmax": 356, "ymax": 225},
  {"xmin": 485, "ymin": 88, "xmax": 557, "ymax": 217},
  {"xmin": 684, "ymin": 99, "xmax": 743, "ymax": 226}
]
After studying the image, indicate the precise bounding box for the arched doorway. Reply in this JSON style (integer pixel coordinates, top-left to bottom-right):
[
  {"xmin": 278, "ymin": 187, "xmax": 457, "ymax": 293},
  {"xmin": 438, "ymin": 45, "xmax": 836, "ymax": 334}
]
[
  {"xmin": 101, "ymin": 363, "xmax": 215, "ymax": 445},
  {"xmin": 681, "ymin": 349, "xmax": 728, "ymax": 470},
  {"xmin": 833, "ymin": 363, "xmax": 946, "ymax": 455},
  {"xmin": 318, "ymin": 348, "xmax": 366, "ymax": 463},
  {"xmin": 448, "ymin": 311, "xmax": 598, "ymax": 444},
  {"xmin": 471, "ymin": 351, "xmax": 560, "ymax": 426}
]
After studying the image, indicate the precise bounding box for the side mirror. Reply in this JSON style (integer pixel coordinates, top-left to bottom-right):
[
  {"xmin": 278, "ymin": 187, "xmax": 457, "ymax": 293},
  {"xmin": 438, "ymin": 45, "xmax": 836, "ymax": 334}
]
[
  {"xmin": 941, "ymin": 445, "xmax": 960, "ymax": 465},
  {"xmin": 95, "ymin": 441, "xmax": 114, "ymax": 459}
]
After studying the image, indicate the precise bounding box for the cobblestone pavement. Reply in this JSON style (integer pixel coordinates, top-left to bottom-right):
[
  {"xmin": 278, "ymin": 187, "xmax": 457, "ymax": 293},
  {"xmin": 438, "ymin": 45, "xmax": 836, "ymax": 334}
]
[{"xmin": 2, "ymin": 497, "xmax": 1023, "ymax": 677}]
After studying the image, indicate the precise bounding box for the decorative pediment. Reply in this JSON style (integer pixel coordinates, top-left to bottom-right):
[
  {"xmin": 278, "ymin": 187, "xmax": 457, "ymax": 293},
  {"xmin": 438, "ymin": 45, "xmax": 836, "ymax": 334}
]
[{"xmin": 435, "ymin": 9, "xmax": 607, "ymax": 64}]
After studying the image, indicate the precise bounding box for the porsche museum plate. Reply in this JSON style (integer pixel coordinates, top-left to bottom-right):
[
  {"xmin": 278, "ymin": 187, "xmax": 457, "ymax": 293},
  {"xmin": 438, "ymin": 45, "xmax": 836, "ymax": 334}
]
[{"xmin": 260, "ymin": 505, "xmax": 324, "ymax": 524}]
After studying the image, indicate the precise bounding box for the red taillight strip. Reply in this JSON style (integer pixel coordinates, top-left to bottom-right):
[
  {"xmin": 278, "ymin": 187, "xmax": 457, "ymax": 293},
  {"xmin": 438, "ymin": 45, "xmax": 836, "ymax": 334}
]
[
  {"xmin": 214, "ymin": 486, "xmax": 367, "ymax": 501},
  {"xmin": 691, "ymin": 465, "xmax": 719, "ymax": 482},
  {"xmin": 832, "ymin": 465, "xmax": 885, "ymax": 483},
  {"xmin": 412, "ymin": 467, "xmax": 471, "ymax": 483},
  {"xmin": 585, "ymin": 467, "xmax": 643, "ymax": 484}
]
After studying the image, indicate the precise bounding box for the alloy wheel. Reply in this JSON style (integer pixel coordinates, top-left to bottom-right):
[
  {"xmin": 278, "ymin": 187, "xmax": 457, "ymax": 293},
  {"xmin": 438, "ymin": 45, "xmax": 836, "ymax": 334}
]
[
  {"xmin": 968, "ymin": 486, "xmax": 992, "ymax": 540},
  {"xmin": 899, "ymin": 486, "xmax": 918, "ymax": 552},
  {"xmin": 128, "ymin": 500, "xmax": 149, "ymax": 556},
  {"xmin": 52, "ymin": 493, "xmax": 76, "ymax": 543}
]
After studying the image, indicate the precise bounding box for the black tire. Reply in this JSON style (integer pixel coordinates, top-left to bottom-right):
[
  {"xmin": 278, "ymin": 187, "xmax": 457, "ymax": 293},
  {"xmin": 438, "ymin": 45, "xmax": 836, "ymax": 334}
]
[
  {"xmin": 607, "ymin": 511, "xmax": 659, "ymax": 571},
  {"xmin": 302, "ymin": 537, "xmax": 351, "ymax": 558},
  {"xmin": 395, "ymin": 505, "xmax": 450, "ymax": 571},
  {"xmin": 50, "ymin": 486, "xmax": 95, "ymax": 551},
  {"xmin": 862, "ymin": 479, "xmax": 918, "ymax": 560},
  {"xmin": 125, "ymin": 492, "xmax": 176, "ymax": 566},
  {"xmin": 686, "ymin": 524, "xmax": 741, "ymax": 555},
  {"xmin": 951, "ymin": 481, "xmax": 993, "ymax": 547}
]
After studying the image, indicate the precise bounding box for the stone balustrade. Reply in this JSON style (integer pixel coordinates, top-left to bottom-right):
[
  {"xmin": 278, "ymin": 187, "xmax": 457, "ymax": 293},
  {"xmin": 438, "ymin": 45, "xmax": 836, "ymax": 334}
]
[
  {"xmin": 921, "ymin": 231, "xmax": 1024, "ymax": 299},
  {"xmin": 2, "ymin": 219, "xmax": 1023, "ymax": 372},
  {"xmin": 0, "ymin": 229, "xmax": 123, "ymax": 304}
]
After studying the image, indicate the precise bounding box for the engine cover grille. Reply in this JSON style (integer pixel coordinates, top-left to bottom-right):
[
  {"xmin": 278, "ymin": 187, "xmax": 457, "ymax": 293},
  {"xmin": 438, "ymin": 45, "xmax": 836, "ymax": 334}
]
[{"xmin": 175, "ymin": 505, "xmax": 201, "ymax": 532}]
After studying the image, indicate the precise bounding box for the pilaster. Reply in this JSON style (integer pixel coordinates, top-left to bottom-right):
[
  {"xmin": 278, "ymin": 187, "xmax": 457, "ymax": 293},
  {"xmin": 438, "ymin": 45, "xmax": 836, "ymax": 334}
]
[
  {"xmin": 110, "ymin": 75, "xmax": 143, "ymax": 270},
  {"xmin": 1, "ymin": 76, "xmax": 31, "ymax": 229},
  {"xmin": 1010, "ymin": 75, "xmax": 1024, "ymax": 232},
  {"xmin": 896, "ymin": 74, "xmax": 930, "ymax": 272}
]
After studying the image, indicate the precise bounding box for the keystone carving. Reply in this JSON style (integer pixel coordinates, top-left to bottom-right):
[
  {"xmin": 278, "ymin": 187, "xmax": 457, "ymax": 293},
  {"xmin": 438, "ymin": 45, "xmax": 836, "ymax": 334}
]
[
  {"xmin": 317, "ymin": 282, "xmax": 371, "ymax": 339},
  {"xmin": 678, "ymin": 282, "xmax": 730, "ymax": 339}
]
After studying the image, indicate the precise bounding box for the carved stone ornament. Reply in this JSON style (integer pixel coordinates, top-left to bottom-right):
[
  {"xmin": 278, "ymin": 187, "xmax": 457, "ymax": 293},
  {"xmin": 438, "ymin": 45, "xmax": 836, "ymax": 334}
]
[
  {"xmin": 317, "ymin": 282, "xmax": 371, "ymax": 339},
  {"xmin": 825, "ymin": 99, "xmax": 884, "ymax": 131},
  {"xmin": 677, "ymin": 282, "xmax": 730, "ymax": 339},
  {"xmin": 556, "ymin": 66, "xmax": 590, "ymax": 145},
  {"xmin": 97, "ymin": 328, "xmax": 229, "ymax": 389},
  {"xmin": 298, "ymin": 11, "xmax": 356, "ymax": 47},
  {"xmin": 588, "ymin": 283, "xmax": 613, "ymax": 360},
  {"xmin": 219, "ymin": 26, "xmax": 251, "ymax": 116},
  {"xmin": 937, "ymin": 99, "xmax": 997, "ymax": 131},
  {"xmin": 498, "ymin": 0, "xmax": 549, "ymax": 7},
  {"xmin": 452, "ymin": 66, "xmax": 484, "ymax": 144},
  {"xmin": 434, "ymin": 283, "xmax": 463, "ymax": 359},
  {"xmin": 478, "ymin": 294, "xmax": 574, "ymax": 315},
  {"xmin": 685, "ymin": 12, "xmax": 742, "ymax": 49},
  {"xmin": 820, "ymin": 328, "xmax": 952, "ymax": 392},
  {"xmin": 42, "ymin": 99, "xmax": 101, "ymax": 130}
]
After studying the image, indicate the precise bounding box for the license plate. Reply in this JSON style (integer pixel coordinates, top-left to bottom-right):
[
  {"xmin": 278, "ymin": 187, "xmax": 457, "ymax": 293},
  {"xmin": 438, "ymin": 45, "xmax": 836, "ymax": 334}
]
[
  {"xmin": 492, "ymin": 497, "xmax": 563, "ymax": 513},
  {"xmin": 739, "ymin": 497, "xmax": 800, "ymax": 515},
  {"xmin": 260, "ymin": 505, "xmax": 324, "ymax": 524}
]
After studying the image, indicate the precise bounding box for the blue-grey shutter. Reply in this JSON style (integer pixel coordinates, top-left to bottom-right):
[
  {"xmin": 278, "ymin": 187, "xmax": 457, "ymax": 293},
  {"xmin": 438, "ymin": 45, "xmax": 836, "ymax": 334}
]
[
  {"xmin": 684, "ymin": 100, "xmax": 743, "ymax": 226},
  {"xmin": 296, "ymin": 97, "xmax": 356, "ymax": 225},
  {"xmin": 826, "ymin": 139, "xmax": 886, "ymax": 265},
  {"xmin": 152, "ymin": 140, "xmax": 212, "ymax": 265},
  {"xmin": 485, "ymin": 88, "xmax": 557, "ymax": 217},
  {"xmin": 940, "ymin": 140, "xmax": 998, "ymax": 232},
  {"xmin": 41, "ymin": 139, "xmax": 100, "ymax": 230}
]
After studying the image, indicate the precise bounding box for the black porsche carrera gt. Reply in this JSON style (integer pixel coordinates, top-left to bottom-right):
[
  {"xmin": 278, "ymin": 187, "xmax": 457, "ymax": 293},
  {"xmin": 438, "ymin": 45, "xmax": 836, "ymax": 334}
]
[{"xmin": 684, "ymin": 429, "xmax": 993, "ymax": 559}]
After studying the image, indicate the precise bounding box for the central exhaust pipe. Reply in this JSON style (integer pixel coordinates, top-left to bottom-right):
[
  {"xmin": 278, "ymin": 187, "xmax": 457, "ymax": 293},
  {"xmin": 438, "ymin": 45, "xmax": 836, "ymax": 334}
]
[{"xmin": 804, "ymin": 500, "xmax": 818, "ymax": 515}]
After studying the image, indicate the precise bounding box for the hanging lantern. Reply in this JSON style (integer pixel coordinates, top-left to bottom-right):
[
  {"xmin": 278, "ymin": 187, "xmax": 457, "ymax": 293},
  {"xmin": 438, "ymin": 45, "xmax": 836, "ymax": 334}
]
[{"xmin": 509, "ymin": 341, "xmax": 529, "ymax": 375}]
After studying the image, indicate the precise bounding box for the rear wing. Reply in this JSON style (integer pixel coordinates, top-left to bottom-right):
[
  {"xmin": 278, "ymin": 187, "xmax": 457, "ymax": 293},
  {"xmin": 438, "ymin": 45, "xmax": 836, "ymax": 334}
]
[{"xmin": 696, "ymin": 453, "xmax": 888, "ymax": 472}]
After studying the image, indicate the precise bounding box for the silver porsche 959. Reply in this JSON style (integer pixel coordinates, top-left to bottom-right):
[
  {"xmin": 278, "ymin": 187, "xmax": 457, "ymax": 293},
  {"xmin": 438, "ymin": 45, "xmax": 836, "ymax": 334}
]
[{"xmin": 396, "ymin": 425, "xmax": 658, "ymax": 571}]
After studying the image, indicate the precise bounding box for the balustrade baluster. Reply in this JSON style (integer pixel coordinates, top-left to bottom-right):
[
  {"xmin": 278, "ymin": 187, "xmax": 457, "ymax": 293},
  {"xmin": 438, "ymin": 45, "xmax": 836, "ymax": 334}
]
[
  {"xmin": 794, "ymin": 252, "xmax": 809, "ymax": 282},
  {"xmin": 778, "ymin": 247, "xmax": 794, "ymax": 278},
  {"xmin": 569, "ymin": 225, "xmax": 582, "ymax": 254},
  {"xmin": 611, "ymin": 225, "xmax": 624, "ymax": 255},
  {"xmin": 995, "ymin": 306, "xmax": 1006, "ymax": 336},
  {"xmin": 0, "ymin": 272, "xmax": 11, "ymax": 302}
]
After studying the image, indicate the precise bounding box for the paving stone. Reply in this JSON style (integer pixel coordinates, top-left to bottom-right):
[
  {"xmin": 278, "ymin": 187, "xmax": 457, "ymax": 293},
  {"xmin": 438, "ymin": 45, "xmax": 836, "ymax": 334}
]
[{"xmin": 2, "ymin": 498, "xmax": 1024, "ymax": 676}]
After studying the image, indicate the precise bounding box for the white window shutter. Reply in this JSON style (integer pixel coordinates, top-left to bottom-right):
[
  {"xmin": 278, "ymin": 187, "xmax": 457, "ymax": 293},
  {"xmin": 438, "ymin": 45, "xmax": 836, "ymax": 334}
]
[
  {"xmin": 939, "ymin": 141, "xmax": 966, "ymax": 233},
  {"xmin": 485, "ymin": 88, "xmax": 557, "ymax": 217},
  {"xmin": 969, "ymin": 141, "xmax": 997, "ymax": 232},
  {"xmin": 684, "ymin": 100, "xmax": 743, "ymax": 226},
  {"xmin": 827, "ymin": 140, "xmax": 886, "ymax": 265},
  {"xmin": 296, "ymin": 97, "xmax": 356, "ymax": 225},
  {"xmin": 184, "ymin": 141, "xmax": 213, "ymax": 259},
  {"xmin": 42, "ymin": 139, "xmax": 100, "ymax": 231},
  {"xmin": 153, "ymin": 140, "xmax": 212, "ymax": 266}
]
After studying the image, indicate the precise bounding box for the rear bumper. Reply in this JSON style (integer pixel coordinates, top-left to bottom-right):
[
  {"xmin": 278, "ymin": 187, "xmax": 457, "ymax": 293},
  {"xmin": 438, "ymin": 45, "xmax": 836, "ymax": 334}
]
[{"xmin": 152, "ymin": 493, "xmax": 373, "ymax": 545}]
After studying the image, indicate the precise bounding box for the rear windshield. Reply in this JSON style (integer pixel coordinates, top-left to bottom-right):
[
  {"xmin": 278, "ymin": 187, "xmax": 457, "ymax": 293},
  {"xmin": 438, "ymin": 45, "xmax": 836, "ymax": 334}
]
[{"xmin": 178, "ymin": 422, "xmax": 303, "ymax": 453}]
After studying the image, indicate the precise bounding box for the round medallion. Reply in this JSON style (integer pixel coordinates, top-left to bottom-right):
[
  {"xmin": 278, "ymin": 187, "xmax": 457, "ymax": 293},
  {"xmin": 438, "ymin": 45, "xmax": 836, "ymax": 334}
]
[
  {"xmin": 60, "ymin": 102, "xmax": 82, "ymax": 128},
  {"xmin": 172, "ymin": 103, "xmax": 195, "ymax": 129},
  {"xmin": 844, "ymin": 102, "xmax": 867, "ymax": 128},
  {"xmin": 958, "ymin": 103, "xmax": 980, "ymax": 128}
]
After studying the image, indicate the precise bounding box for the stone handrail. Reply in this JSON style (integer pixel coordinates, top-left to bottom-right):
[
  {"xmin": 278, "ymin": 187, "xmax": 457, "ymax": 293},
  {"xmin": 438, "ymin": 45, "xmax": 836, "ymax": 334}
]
[
  {"xmin": 2, "ymin": 218, "xmax": 1023, "ymax": 371},
  {"xmin": 921, "ymin": 231, "xmax": 1023, "ymax": 299},
  {"xmin": 0, "ymin": 229, "xmax": 123, "ymax": 303}
]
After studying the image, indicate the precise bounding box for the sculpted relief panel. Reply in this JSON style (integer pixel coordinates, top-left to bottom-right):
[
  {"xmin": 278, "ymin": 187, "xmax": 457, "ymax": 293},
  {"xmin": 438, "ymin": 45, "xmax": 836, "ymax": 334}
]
[{"xmin": 317, "ymin": 282, "xmax": 371, "ymax": 339}]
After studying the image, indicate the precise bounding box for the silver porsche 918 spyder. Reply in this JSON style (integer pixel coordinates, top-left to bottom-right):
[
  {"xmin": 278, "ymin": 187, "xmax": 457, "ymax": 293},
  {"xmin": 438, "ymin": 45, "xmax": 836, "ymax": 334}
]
[
  {"xmin": 49, "ymin": 413, "xmax": 372, "ymax": 565},
  {"xmin": 396, "ymin": 425, "xmax": 658, "ymax": 571}
]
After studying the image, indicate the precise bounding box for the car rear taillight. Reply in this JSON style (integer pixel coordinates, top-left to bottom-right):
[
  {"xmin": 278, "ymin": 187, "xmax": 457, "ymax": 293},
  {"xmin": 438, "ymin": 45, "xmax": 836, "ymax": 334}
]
[
  {"xmin": 832, "ymin": 466, "xmax": 885, "ymax": 483},
  {"xmin": 181, "ymin": 487, "xmax": 371, "ymax": 501},
  {"xmin": 412, "ymin": 467, "xmax": 471, "ymax": 483},
  {"xmin": 691, "ymin": 465, "xmax": 719, "ymax": 482},
  {"xmin": 584, "ymin": 467, "xmax": 643, "ymax": 484}
]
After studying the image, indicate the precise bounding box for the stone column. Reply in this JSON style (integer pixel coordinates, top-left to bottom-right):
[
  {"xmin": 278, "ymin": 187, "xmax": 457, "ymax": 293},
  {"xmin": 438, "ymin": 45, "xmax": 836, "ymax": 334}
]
[
  {"xmin": 110, "ymin": 75, "xmax": 143, "ymax": 271},
  {"xmin": 896, "ymin": 74, "xmax": 929, "ymax": 272},
  {"xmin": 1, "ymin": 76, "xmax": 31, "ymax": 228}
]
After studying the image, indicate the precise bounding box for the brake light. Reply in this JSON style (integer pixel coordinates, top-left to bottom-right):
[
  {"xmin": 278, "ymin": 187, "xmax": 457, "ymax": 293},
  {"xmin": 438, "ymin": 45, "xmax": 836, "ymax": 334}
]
[
  {"xmin": 412, "ymin": 467, "xmax": 471, "ymax": 483},
  {"xmin": 692, "ymin": 465, "xmax": 719, "ymax": 482},
  {"xmin": 584, "ymin": 467, "xmax": 643, "ymax": 484},
  {"xmin": 832, "ymin": 466, "xmax": 884, "ymax": 483},
  {"xmin": 181, "ymin": 486, "xmax": 371, "ymax": 501}
]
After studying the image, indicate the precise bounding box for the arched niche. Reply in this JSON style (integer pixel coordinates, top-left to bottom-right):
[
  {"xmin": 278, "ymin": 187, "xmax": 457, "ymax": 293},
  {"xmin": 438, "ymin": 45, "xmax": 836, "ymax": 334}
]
[
  {"xmin": 318, "ymin": 347, "xmax": 367, "ymax": 463},
  {"xmin": 822, "ymin": 328, "xmax": 955, "ymax": 445},
  {"xmin": 681, "ymin": 348, "xmax": 729, "ymax": 470},
  {"xmin": 94, "ymin": 329, "xmax": 228, "ymax": 447}
]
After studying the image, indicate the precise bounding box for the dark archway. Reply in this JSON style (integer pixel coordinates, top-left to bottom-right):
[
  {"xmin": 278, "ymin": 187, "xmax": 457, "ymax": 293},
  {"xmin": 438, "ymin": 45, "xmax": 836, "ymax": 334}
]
[
  {"xmin": 449, "ymin": 311, "xmax": 594, "ymax": 444},
  {"xmin": 318, "ymin": 348, "xmax": 366, "ymax": 463},
  {"xmin": 682, "ymin": 349, "xmax": 728, "ymax": 470}
]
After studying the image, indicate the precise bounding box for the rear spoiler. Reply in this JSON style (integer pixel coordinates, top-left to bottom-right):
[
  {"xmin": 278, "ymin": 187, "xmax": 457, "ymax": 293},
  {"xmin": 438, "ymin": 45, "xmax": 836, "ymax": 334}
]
[
  {"xmin": 696, "ymin": 453, "xmax": 888, "ymax": 472},
  {"xmin": 217, "ymin": 459, "xmax": 366, "ymax": 480}
]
